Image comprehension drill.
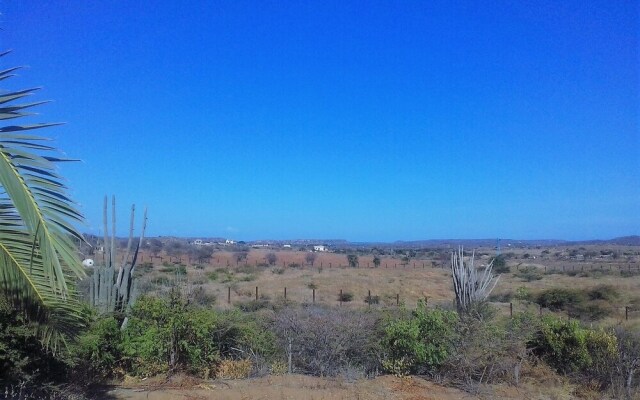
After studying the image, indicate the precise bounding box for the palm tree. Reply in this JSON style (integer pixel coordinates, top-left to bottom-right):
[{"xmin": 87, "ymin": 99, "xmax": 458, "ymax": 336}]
[{"xmin": 0, "ymin": 51, "xmax": 86, "ymax": 352}]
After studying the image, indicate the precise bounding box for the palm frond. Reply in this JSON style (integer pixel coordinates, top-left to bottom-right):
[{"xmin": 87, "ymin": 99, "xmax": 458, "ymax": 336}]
[
  {"xmin": 0, "ymin": 66, "xmax": 84, "ymax": 298},
  {"xmin": 0, "ymin": 55, "xmax": 87, "ymax": 350}
]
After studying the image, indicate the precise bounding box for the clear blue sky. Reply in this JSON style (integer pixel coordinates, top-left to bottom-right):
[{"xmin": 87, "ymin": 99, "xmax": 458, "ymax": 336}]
[{"xmin": 1, "ymin": 1, "xmax": 638, "ymax": 241}]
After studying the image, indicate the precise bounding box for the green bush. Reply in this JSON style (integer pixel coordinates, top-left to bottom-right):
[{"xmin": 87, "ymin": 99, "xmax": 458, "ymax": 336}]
[
  {"xmin": 530, "ymin": 315, "xmax": 591, "ymax": 374},
  {"xmin": 338, "ymin": 291, "xmax": 354, "ymax": 302},
  {"xmin": 119, "ymin": 290, "xmax": 276, "ymax": 377},
  {"xmin": 535, "ymin": 287, "xmax": 618, "ymax": 321},
  {"xmin": 72, "ymin": 316, "xmax": 123, "ymax": 380},
  {"xmin": 121, "ymin": 291, "xmax": 221, "ymax": 376},
  {"xmin": 382, "ymin": 302, "xmax": 458, "ymax": 375},
  {"xmin": 530, "ymin": 315, "xmax": 619, "ymax": 385},
  {"xmin": 587, "ymin": 284, "xmax": 620, "ymax": 302},
  {"xmin": 364, "ymin": 295, "xmax": 380, "ymax": 305},
  {"xmin": 535, "ymin": 288, "xmax": 585, "ymax": 311},
  {"xmin": 0, "ymin": 297, "xmax": 73, "ymax": 391},
  {"xmin": 514, "ymin": 265, "xmax": 543, "ymax": 281},
  {"xmin": 491, "ymin": 255, "xmax": 509, "ymax": 274}
]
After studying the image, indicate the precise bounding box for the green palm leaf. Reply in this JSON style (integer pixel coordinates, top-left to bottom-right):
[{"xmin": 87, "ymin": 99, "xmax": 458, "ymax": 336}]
[{"xmin": 0, "ymin": 54, "xmax": 87, "ymax": 350}]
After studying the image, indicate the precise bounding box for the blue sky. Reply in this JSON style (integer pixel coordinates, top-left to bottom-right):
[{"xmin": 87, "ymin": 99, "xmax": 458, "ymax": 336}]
[{"xmin": 0, "ymin": 1, "xmax": 637, "ymax": 241}]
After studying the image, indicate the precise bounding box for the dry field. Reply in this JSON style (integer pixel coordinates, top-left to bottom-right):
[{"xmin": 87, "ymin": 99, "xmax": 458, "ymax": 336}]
[
  {"xmin": 94, "ymin": 244, "xmax": 640, "ymax": 399},
  {"xmin": 119, "ymin": 245, "xmax": 640, "ymax": 322}
]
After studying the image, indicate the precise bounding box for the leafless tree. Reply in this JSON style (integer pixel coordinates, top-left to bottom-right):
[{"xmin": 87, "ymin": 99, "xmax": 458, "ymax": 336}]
[
  {"xmin": 305, "ymin": 252, "xmax": 317, "ymax": 266},
  {"xmin": 265, "ymin": 252, "xmax": 278, "ymax": 266}
]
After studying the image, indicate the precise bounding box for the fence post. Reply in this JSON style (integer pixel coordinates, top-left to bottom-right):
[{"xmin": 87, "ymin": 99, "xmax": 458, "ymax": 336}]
[
  {"xmin": 312, "ymin": 288, "xmax": 315, "ymax": 304},
  {"xmin": 510, "ymin": 302, "xmax": 513, "ymax": 318},
  {"xmin": 340, "ymin": 289, "xmax": 343, "ymax": 306},
  {"xmin": 284, "ymin": 287, "xmax": 287, "ymax": 300},
  {"xmin": 227, "ymin": 287, "xmax": 231, "ymax": 304},
  {"xmin": 368, "ymin": 290, "xmax": 371, "ymax": 308},
  {"xmin": 255, "ymin": 286, "xmax": 259, "ymax": 301},
  {"xmin": 396, "ymin": 293, "xmax": 399, "ymax": 306},
  {"xmin": 626, "ymin": 306, "xmax": 629, "ymax": 321}
]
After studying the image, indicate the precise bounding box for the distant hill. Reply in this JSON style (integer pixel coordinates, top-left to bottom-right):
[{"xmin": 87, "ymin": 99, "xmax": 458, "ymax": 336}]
[{"xmin": 571, "ymin": 235, "xmax": 640, "ymax": 246}]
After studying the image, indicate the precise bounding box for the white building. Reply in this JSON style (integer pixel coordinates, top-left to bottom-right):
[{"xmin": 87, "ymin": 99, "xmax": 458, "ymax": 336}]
[{"xmin": 313, "ymin": 245, "xmax": 328, "ymax": 252}]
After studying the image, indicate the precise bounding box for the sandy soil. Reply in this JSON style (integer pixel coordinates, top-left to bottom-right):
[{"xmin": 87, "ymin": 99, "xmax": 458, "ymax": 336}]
[{"xmin": 105, "ymin": 374, "xmax": 514, "ymax": 400}]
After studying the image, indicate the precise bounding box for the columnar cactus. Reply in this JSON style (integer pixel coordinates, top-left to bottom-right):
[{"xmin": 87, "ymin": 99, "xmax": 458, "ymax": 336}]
[
  {"xmin": 89, "ymin": 195, "xmax": 147, "ymax": 327},
  {"xmin": 451, "ymin": 247, "xmax": 499, "ymax": 315}
]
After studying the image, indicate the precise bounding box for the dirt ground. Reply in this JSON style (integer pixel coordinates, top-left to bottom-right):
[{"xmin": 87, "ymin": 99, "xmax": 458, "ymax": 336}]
[{"xmin": 105, "ymin": 373, "xmax": 578, "ymax": 400}]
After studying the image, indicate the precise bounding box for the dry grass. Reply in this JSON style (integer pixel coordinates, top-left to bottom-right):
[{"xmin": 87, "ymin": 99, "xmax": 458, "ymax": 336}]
[{"xmin": 131, "ymin": 247, "xmax": 640, "ymax": 322}]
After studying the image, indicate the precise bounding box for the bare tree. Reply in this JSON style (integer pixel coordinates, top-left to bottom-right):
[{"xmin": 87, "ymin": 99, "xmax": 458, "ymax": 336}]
[
  {"xmin": 347, "ymin": 254, "xmax": 359, "ymax": 268},
  {"xmin": 305, "ymin": 252, "xmax": 317, "ymax": 266},
  {"xmin": 265, "ymin": 252, "xmax": 278, "ymax": 266}
]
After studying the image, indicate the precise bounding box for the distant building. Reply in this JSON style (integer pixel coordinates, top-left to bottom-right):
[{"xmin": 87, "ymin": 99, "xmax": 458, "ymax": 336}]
[
  {"xmin": 225, "ymin": 239, "xmax": 235, "ymax": 245},
  {"xmin": 313, "ymin": 245, "xmax": 328, "ymax": 252},
  {"xmin": 194, "ymin": 239, "xmax": 203, "ymax": 246},
  {"xmin": 283, "ymin": 244, "xmax": 292, "ymax": 248}
]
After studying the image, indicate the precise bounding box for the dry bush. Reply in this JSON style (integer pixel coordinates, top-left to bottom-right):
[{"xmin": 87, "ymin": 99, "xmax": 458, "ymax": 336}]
[
  {"xmin": 216, "ymin": 359, "xmax": 252, "ymax": 379},
  {"xmin": 272, "ymin": 305, "xmax": 382, "ymax": 377},
  {"xmin": 442, "ymin": 312, "xmax": 538, "ymax": 391}
]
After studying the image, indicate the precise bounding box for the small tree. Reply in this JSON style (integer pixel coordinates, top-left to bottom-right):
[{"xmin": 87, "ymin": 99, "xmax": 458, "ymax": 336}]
[
  {"xmin": 265, "ymin": 252, "xmax": 278, "ymax": 266},
  {"xmin": 451, "ymin": 247, "xmax": 499, "ymax": 316},
  {"xmin": 305, "ymin": 252, "xmax": 317, "ymax": 266},
  {"xmin": 373, "ymin": 256, "xmax": 381, "ymax": 268},
  {"xmin": 146, "ymin": 238, "xmax": 163, "ymax": 256},
  {"xmin": 233, "ymin": 249, "xmax": 249, "ymax": 263},
  {"xmin": 347, "ymin": 254, "xmax": 359, "ymax": 268}
]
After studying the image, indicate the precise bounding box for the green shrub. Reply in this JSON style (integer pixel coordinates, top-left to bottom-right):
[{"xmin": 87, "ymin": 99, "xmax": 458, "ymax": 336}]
[
  {"xmin": 491, "ymin": 255, "xmax": 509, "ymax": 274},
  {"xmin": 338, "ymin": 291, "xmax": 354, "ymax": 302},
  {"xmin": 530, "ymin": 315, "xmax": 591, "ymax": 374},
  {"xmin": 514, "ymin": 265, "xmax": 543, "ymax": 281},
  {"xmin": 587, "ymin": 284, "xmax": 620, "ymax": 302},
  {"xmin": 121, "ymin": 291, "xmax": 220, "ymax": 376},
  {"xmin": 571, "ymin": 300, "xmax": 613, "ymax": 321},
  {"xmin": 382, "ymin": 301, "xmax": 458, "ymax": 375},
  {"xmin": 0, "ymin": 298, "xmax": 73, "ymax": 391},
  {"xmin": 364, "ymin": 295, "xmax": 380, "ymax": 305},
  {"xmin": 514, "ymin": 286, "xmax": 532, "ymax": 302},
  {"xmin": 535, "ymin": 288, "xmax": 585, "ymax": 311},
  {"xmin": 531, "ymin": 315, "xmax": 619, "ymax": 385},
  {"xmin": 72, "ymin": 316, "xmax": 123, "ymax": 380}
]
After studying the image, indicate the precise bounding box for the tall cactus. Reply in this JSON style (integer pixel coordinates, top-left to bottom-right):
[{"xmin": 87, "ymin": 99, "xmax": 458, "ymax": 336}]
[
  {"xmin": 451, "ymin": 247, "xmax": 499, "ymax": 315},
  {"xmin": 89, "ymin": 195, "xmax": 147, "ymax": 327}
]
